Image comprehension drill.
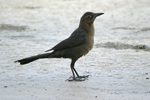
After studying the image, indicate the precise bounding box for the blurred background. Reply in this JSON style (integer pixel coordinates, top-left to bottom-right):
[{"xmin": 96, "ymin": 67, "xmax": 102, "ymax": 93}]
[
  {"xmin": 0, "ymin": 0, "xmax": 150, "ymax": 44},
  {"xmin": 0, "ymin": 0, "xmax": 150, "ymax": 100}
]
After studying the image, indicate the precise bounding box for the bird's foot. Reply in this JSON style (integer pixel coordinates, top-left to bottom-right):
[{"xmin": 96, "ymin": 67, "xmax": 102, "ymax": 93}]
[
  {"xmin": 66, "ymin": 75, "xmax": 91, "ymax": 82},
  {"xmin": 78, "ymin": 75, "xmax": 91, "ymax": 78}
]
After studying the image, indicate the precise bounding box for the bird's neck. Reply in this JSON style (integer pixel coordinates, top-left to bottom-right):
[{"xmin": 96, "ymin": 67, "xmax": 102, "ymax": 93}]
[{"xmin": 79, "ymin": 21, "xmax": 95, "ymax": 35}]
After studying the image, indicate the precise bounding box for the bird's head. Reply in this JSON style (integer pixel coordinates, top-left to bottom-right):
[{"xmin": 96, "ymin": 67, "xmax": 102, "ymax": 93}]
[{"xmin": 81, "ymin": 12, "xmax": 104, "ymax": 24}]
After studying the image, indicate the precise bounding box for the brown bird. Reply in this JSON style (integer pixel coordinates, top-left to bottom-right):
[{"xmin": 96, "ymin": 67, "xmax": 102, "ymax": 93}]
[{"xmin": 15, "ymin": 12, "xmax": 104, "ymax": 81}]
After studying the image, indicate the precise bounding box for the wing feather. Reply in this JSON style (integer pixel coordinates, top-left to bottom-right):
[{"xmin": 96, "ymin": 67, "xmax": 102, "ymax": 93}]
[{"xmin": 45, "ymin": 28, "xmax": 86, "ymax": 52}]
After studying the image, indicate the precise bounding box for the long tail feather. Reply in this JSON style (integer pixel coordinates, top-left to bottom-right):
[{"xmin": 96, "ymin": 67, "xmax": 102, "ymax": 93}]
[{"xmin": 15, "ymin": 53, "xmax": 51, "ymax": 65}]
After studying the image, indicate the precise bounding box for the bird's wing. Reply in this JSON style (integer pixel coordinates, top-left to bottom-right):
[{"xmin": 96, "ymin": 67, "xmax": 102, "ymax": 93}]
[{"xmin": 45, "ymin": 29, "xmax": 86, "ymax": 52}]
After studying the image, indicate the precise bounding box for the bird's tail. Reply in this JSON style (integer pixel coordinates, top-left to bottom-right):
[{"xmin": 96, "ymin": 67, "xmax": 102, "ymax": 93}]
[{"xmin": 14, "ymin": 53, "xmax": 51, "ymax": 65}]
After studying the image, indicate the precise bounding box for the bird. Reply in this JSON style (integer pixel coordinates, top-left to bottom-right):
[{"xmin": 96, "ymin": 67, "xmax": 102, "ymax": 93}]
[{"xmin": 15, "ymin": 12, "xmax": 104, "ymax": 81}]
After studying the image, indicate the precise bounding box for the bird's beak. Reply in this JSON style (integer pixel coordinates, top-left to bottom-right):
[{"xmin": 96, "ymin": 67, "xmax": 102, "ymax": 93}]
[{"xmin": 94, "ymin": 13, "xmax": 104, "ymax": 18}]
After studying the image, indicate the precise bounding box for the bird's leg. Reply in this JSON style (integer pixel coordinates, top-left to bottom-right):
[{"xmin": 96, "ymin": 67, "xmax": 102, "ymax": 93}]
[
  {"xmin": 72, "ymin": 67, "xmax": 79, "ymax": 77},
  {"xmin": 66, "ymin": 59, "xmax": 78, "ymax": 81},
  {"xmin": 73, "ymin": 68, "xmax": 91, "ymax": 78},
  {"xmin": 71, "ymin": 67, "xmax": 76, "ymax": 78},
  {"xmin": 66, "ymin": 59, "xmax": 90, "ymax": 81}
]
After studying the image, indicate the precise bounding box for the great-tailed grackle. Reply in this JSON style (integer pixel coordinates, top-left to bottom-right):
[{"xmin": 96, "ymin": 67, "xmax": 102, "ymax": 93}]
[{"xmin": 15, "ymin": 12, "xmax": 104, "ymax": 81}]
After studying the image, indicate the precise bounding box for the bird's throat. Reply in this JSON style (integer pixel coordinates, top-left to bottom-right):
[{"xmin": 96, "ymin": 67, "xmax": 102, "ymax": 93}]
[{"xmin": 79, "ymin": 21, "xmax": 94, "ymax": 34}]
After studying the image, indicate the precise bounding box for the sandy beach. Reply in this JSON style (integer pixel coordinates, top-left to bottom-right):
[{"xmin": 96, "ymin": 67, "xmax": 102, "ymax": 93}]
[{"xmin": 0, "ymin": 0, "xmax": 150, "ymax": 100}]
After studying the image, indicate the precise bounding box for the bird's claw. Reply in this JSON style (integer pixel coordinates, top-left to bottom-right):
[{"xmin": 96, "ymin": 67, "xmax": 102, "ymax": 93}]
[
  {"xmin": 78, "ymin": 75, "xmax": 91, "ymax": 78},
  {"xmin": 65, "ymin": 75, "xmax": 91, "ymax": 82}
]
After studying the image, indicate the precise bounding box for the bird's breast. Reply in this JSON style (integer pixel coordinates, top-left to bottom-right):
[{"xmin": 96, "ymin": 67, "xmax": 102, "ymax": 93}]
[{"xmin": 85, "ymin": 34, "xmax": 94, "ymax": 50}]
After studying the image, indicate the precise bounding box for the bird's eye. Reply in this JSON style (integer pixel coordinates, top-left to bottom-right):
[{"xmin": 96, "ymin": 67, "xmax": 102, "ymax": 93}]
[{"xmin": 88, "ymin": 15, "xmax": 92, "ymax": 18}]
